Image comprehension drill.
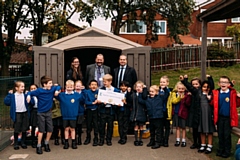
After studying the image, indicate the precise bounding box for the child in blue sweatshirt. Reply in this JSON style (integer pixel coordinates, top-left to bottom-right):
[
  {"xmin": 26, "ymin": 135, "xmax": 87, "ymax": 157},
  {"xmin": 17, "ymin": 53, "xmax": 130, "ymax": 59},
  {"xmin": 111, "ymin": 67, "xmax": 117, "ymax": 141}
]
[
  {"xmin": 146, "ymin": 85, "xmax": 169, "ymax": 149},
  {"xmin": 98, "ymin": 74, "xmax": 120, "ymax": 146},
  {"xmin": 4, "ymin": 81, "xmax": 32, "ymax": 150},
  {"xmin": 55, "ymin": 80, "xmax": 83, "ymax": 149},
  {"xmin": 159, "ymin": 76, "xmax": 171, "ymax": 147},
  {"xmin": 84, "ymin": 79, "xmax": 99, "ymax": 146},
  {"xmin": 27, "ymin": 76, "xmax": 61, "ymax": 154},
  {"xmin": 74, "ymin": 80, "xmax": 85, "ymax": 145}
]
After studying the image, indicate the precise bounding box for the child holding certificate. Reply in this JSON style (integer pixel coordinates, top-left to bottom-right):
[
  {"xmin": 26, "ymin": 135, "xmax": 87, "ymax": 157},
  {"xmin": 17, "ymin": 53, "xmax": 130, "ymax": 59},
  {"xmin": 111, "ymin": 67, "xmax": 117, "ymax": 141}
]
[{"xmin": 98, "ymin": 74, "xmax": 120, "ymax": 146}]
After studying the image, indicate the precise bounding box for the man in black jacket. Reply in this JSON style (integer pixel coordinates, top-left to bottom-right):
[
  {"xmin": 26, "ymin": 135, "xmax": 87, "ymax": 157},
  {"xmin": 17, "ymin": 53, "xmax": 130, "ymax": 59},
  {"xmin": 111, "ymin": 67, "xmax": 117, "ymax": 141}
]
[{"xmin": 113, "ymin": 55, "xmax": 137, "ymax": 89}]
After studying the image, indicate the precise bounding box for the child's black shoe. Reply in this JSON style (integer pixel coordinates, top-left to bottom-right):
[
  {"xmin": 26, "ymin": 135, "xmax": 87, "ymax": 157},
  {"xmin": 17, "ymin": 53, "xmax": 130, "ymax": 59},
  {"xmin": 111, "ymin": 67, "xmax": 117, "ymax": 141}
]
[
  {"xmin": 118, "ymin": 139, "xmax": 123, "ymax": 144},
  {"xmin": 98, "ymin": 139, "xmax": 104, "ymax": 146},
  {"xmin": 63, "ymin": 142, "xmax": 69, "ymax": 149},
  {"xmin": 36, "ymin": 146, "xmax": 42, "ymax": 154},
  {"xmin": 134, "ymin": 141, "xmax": 139, "ymax": 146},
  {"xmin": 31, "ymin": 141, "xmax": 37, "ymax": 148},
  {"xmin": 159, "ymin": 139, "xmax": 164, "ymax": 146},
  {"xmin": 14, "ymin": 144, "xmax": 19, "ymax": 150},
  {"xmin": 151, "ymin": 143, "xmax": 160, "ymax": 149},
  {"xmin": 205, "ymin": 146, "xmax": 212, "ymax": 154},
  {"xmin": 147, "ymin": 141, "xmax": 155, "ymax": 147},
  {"xmin": 61, "ymin": 138, "xmax": 65, "ymax": 145},
  {"xmin": 216, "ymin": 150, "xmax": 223, "ymax": 157},
  {"xmin": 93, "ymin": 140, "xmax": 98, "ymax": 146},
  {"xmin": 21, "ymin": 144, "xmax": 27, "ymax": 149},
  {"xmin": 84, "ymin": 138, "xmax": 91, "ymax": 145},
  {"xmin": 221, "ymin": 152, "xmax": 230, "ymax": 158},
  {"xmin": 54, "ymin": 139, "xmax": 59, "ymax": 145},
  {"xmin": 44, "ymin": 144, "xmax": 51, "ymax": 152},
  {"xmin": 190, "ymin": 143, "xmax": 198, "ymax": 149},
  {"xmin": 198, "ymin": 145, "xmax": 206, "ymax": 153},
  {"xmin": 181, "ymin": 142, "xmax": 186, "ymax": 147},
  {"xmin": 121, "ymin": 139, "xmax": 127, "ymax": 145},
  {"xmin": 106, "ymin": 141, "xmax": 112, "ymax": 146},
  {"xmin": 138, "ymin": 141, "xmax": 143, "ymax": 146},
  {"xmin": 174, "ymin": 141, "xmax": 180, "ymax": 147},
  {"xmin": 77, "ymin": 137, "xmax": 82, "ymax": 145},
  {"xmin": 163, "ymin": 139, "xmax": 169, "ymax": 147},
  {"xmin": 72, "ymin": 141, "xmax": 77, "ymax": 149}
]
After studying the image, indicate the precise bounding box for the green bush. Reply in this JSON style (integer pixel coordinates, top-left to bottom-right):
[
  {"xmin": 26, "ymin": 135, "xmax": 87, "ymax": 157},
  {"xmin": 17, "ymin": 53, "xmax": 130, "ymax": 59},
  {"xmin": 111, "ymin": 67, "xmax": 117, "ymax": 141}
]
[{"xmin": 207, "ymin": 44, "xmax": 236, "ymax": 67}]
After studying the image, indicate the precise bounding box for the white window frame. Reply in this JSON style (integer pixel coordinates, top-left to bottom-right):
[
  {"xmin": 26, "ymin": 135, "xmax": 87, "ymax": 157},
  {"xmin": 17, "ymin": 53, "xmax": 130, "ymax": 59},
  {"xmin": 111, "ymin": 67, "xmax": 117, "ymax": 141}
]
[
  {"xmin": 200, "ymin": 9, "xmax": 226, "ymax": 23},
  {"xmin": 120, "ymin": 20, "xmax": 146, "ymax": 34},
  {"xmin": 153, "ymin": 20, "xmax": 167, "ymax": 35},
  {"xmin": 231, "ymin": 17, "xmax": 240, "ymax": 23}
]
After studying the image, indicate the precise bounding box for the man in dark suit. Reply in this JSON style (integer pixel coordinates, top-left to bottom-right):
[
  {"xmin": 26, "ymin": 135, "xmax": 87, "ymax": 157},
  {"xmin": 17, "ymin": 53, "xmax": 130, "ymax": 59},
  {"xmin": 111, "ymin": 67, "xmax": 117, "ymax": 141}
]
[
  {"xmin": 85, "ymin": 54, "xmax": 111, "ymax": 88},
  {"xmin": 113, "ymin": 55, "xmax": 137, "ymax": 89}
]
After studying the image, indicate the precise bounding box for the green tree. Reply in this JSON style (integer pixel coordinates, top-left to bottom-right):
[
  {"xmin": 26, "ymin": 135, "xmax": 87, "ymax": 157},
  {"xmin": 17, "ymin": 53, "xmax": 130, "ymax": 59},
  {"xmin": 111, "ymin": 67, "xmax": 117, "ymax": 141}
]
[
  {"xmin": 45, "ymin": 0, "xmax": 87, "ymax": 42},
  {"xmin": 87, "ymin": 0, "xmax": 195, "ymax": 44},
  {"xmin": 226, "ymin": 24, "xmax": 240, "ymax": 42},
  {"xmin": 27, "ymin": 0, "xmax": 50, "ymax": 46},
  {"xmin": 27, "ymin": 0, "xmax": 92, "ymax": 45},
  {"xmin": 0, "ymin": 0, "xmax": 30, "ymax": 76}
]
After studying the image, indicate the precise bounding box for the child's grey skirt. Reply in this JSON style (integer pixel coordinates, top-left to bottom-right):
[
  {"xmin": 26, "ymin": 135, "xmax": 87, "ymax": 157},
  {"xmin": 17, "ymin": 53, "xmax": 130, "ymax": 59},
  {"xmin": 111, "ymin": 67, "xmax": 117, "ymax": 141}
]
[{"xmin": 173, "ymin": 114, "xmax": 186, "ymax": 129}]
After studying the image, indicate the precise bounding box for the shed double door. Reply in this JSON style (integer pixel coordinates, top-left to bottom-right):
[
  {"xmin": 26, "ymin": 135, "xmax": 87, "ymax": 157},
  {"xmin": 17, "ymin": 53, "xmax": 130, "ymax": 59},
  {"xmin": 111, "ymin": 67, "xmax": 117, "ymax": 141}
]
[{"xmin": 33, "ymin": 46, "xmax": 151, "ymax": 88}]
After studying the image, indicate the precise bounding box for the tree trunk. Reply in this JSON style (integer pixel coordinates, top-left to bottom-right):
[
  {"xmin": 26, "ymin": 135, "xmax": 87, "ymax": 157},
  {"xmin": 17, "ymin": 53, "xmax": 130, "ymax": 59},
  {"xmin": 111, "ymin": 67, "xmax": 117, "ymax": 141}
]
[
  {"xmin": 1, "ymin": 56, "xmax": 10, "ymax": 76},
  {"xmin": 113, "ymin": 0, "xmax": 124, "ymax": 35}
]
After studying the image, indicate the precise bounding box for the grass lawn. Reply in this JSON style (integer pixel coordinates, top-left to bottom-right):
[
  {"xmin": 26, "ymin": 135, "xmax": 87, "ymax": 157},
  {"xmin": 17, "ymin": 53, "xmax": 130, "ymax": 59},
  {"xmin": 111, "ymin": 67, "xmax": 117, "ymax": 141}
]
[
  {"xmin": 151, "ymin": 64, "xmax": 240, "ymax": 91},
  {"xmin": 186, "ymin": 131, "xmax": 238, "ymax": 160},
  {"xmin": 151, "ymin": 64, "xmax": 240, "ymax": 160}
]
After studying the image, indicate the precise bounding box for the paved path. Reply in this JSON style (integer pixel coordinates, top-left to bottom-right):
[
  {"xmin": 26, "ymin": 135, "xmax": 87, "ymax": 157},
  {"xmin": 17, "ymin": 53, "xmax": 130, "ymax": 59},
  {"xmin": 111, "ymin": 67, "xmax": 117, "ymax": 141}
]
[{"xmin": 0, "ymin": 130, "xmax": 209, "ymax": 160}]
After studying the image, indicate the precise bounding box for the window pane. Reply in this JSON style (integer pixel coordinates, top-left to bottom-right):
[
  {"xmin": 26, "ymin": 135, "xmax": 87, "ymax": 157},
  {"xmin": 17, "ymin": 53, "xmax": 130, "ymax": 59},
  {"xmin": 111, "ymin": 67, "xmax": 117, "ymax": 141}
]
[
  {"xmin": 232, "ymin": 17, "xmax": 240, "ymax": 22},
  {"xmin": 120, "ymin": 23, "xmax": 126, "ymax": 32},
  {"xmin": 153, "ymin": 21, "xmax": 166, "ymax": 34},
  {"xmin": 126, "ymin": 21, "xmax": 145, "ymax": 33},
  {"xmin": 160, "ymin": 22, "xmax": 165, "ymax": 33}
]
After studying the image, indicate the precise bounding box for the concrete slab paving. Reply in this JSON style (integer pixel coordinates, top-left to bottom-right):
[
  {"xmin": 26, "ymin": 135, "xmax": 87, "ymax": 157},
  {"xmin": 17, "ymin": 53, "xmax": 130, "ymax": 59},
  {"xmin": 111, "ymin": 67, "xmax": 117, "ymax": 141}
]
[{"xmin": 0, "ymin": 130, "xmax": 209, "ymax": 160}]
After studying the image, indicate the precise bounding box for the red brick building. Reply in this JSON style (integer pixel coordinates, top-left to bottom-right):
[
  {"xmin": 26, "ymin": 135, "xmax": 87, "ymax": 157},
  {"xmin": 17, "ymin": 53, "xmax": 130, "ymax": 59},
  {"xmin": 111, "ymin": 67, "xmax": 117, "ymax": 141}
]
[
  {"xmin": 190, "ymin": 0, "xmax": 239, "ymax": 46},
  {"xmin": 113, "ymin": 0, "xmax": 239, "ymax": 48}
]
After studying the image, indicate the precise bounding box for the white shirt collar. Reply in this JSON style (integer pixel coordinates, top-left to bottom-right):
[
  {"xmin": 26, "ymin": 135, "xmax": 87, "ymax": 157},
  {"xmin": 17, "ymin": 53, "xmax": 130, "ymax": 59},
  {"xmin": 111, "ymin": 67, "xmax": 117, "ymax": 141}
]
[
  {"xmin": 75, "ymin": 90, "xmax": 81, "ymax": 94},
  {"xmin": 15, "ymin": 92, "xmax": 24, "ymax": 96},
  {"xmin": 106, "ymin": 86, "xmax": 114, "ymax": 91},
  {"xmin": 65, "ymin": 91, "xmax": 74, "ymax": 94},
  {"xmin": 220, "ymin": 89, "xmax": 229, "ymax": 93},
  {"xmin": 121, "ymin": 91, "xmax": 127, "ymax": 94},
  {"xmin": 120, "ymin": 65, "xmax": 127, "ymax": 69}
]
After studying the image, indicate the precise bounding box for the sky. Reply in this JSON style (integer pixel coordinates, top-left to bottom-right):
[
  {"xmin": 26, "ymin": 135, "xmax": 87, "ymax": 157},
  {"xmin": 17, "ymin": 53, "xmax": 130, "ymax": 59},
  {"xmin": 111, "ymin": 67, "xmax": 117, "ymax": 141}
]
[{"xmin": 14, "ymin": 0, "xmax": 209, "ymax": 39}]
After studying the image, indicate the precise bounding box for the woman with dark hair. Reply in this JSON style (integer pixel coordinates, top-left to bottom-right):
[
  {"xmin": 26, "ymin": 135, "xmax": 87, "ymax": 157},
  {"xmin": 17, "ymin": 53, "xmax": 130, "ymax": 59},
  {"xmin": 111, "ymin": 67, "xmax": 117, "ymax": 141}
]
[{"xmin": 66, "ymin": 57, "xmax": 83, "ymax": 82}]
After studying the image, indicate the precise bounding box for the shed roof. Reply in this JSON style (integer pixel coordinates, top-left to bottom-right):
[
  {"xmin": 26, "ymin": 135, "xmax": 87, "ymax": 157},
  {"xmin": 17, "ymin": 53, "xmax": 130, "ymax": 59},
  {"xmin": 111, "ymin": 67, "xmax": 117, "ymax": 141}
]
[
  {"xmin": 197, "ymin": 0, "xmax": 240, "ymax": 22},
  {"xmin": 43, "ymin": 27, "xmax": 143, "ymax": 50}
]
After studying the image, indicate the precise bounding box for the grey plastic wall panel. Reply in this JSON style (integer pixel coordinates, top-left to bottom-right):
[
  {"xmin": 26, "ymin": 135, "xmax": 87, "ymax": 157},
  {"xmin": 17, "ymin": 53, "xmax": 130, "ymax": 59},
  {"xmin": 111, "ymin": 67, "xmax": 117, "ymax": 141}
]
[
  {"xmin": 126, "ymin": 54, "xmax": 134, "ymax": 68},
  {"xmin": 33, "ymin": 46, "xmax": 64, "ymax": 87},
  {"xmin": 122, "ymin": 46, "xmax": 151, "ymax": 87},
  {"xmin": 137, "ymin": 53, "xmax": 146, "ymax": 83}
]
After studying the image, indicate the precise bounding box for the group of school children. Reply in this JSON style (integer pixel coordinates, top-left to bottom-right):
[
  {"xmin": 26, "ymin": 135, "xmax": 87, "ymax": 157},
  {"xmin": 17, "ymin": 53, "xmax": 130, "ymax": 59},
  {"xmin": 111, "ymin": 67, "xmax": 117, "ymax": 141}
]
[{"xmin": 4, "ymin": 73, "xmax": 240, "ymax": 158}]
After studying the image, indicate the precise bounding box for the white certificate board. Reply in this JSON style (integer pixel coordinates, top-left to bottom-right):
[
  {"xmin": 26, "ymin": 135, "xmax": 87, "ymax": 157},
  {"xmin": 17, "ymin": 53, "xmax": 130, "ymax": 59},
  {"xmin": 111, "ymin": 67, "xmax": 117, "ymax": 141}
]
[{"xmin": 97, "ymin": 89, "xmax": 124, "ymax": 106}]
